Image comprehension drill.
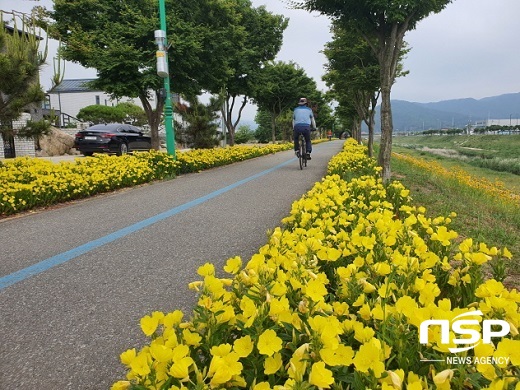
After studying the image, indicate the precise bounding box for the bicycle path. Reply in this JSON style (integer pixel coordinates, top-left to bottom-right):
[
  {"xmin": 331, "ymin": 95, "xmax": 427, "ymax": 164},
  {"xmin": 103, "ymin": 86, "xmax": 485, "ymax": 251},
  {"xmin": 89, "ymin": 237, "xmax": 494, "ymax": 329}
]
[{"xmin": 0, "ymin": 140, "xmax": 344, "ymax": 389}]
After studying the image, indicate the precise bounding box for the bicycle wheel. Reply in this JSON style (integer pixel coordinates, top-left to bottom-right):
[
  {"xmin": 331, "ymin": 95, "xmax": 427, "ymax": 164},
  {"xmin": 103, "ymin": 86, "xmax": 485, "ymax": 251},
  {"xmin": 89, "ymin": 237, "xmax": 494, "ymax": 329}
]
[{"xmin": 298, "ymin": 135, "xmax": 305, "ymax": 170}]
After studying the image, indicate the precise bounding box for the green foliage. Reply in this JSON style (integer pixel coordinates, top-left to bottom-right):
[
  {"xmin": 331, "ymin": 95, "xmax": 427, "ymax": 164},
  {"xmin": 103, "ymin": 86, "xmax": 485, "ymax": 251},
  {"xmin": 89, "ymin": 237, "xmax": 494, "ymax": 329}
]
[
  {"xmin": 17, "ymin": 119, "xmax": 52, "ymax": 139},
  {"xmin": 76, "ymin": 103, "xmax": 146, "ymax": 125},
  {"xmin": 76, "ymin": 105, "xmax": 121, "ymax": 124},
  {"xmin": 0, "ymin": 11, "xmax": 47, "ymax": 132},
  {"xmin": 234, "ymin": 125, "xmax": 253, "ymax": 144},
  {"xmin": 393, "ymin": 134, "xmax": 520, "ymax": 177},
  {"xmin": 254, "ymin": 109, "xmax": 274, "ymax": 143},
  {"xmin": 45, "ymin": 0, "xmax": 247, "ymax": 148},
  {"xmin": 114, "ymin": 102, "xmax": 147, "ymax": 126},
  {"xmin": 252, "ymin": 61, "xmax": 319, "ymax": 143},
  {"xmin": 220, "ymin": 3, "xmax": 288, "ymax": 144},
  {"xmin": 174, "ymin": 97, "xmax": 220, "ymax": 149}
]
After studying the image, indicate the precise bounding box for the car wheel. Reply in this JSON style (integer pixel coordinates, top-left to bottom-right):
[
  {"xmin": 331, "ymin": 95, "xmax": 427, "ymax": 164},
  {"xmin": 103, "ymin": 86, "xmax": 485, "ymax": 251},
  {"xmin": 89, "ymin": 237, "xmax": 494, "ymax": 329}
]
[
  {"xmin": 118, "ymin": 143, "xmax": 128, "ymax": 156},
  {"xmin": 82, "ymin": 151, "xmax": 94, "ymax": 157}
]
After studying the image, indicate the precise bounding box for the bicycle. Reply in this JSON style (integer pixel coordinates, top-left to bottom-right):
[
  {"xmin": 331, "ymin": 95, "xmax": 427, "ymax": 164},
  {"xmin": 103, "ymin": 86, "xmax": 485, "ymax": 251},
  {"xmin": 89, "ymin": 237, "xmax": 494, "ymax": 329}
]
[{"xmin": 297, "ymin": 133, "xmax": 308, "ymax": 170}]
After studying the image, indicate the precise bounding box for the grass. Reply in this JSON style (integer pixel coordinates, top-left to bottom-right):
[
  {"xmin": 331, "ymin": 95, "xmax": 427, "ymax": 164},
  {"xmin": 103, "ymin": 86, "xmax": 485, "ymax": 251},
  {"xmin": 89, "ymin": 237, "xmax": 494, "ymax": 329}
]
[
  {"xmin": 385, "ymin": 142, "xmax": 520, "ymax": 290},
  {"xmin": 392, "ymin": 134, "xmax": 520, "ymax": 175}
]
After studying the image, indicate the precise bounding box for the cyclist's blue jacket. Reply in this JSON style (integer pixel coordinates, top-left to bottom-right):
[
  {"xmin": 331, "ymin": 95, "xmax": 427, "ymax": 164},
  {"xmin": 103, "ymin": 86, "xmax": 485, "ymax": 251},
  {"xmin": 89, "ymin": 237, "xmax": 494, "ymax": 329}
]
[{"xmin": 293, "ymin": 106, "xmax": 315, "ymax": 127}]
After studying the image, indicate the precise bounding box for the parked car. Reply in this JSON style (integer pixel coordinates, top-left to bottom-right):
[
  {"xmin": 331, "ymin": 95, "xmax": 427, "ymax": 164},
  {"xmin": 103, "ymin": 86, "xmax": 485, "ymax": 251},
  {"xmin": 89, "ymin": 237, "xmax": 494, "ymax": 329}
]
[{"xmin": 74, "ymin": 123, "xmax": 152, "ymax": 156}]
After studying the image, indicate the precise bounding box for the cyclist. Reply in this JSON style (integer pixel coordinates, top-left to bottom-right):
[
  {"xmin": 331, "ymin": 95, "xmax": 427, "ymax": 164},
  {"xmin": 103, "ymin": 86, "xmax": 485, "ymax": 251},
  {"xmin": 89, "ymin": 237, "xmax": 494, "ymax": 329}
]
[{"xmin": 292, "ymin": 97, "xmax": 316, "ymax": 160}]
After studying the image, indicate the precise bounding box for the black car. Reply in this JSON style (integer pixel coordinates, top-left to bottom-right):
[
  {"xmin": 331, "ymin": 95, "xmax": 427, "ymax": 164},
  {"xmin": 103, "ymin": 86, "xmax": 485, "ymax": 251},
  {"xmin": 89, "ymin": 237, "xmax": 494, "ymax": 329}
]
[{"xmin": 74, "ymin": 123, "xmax": 152, "ymax": 156}]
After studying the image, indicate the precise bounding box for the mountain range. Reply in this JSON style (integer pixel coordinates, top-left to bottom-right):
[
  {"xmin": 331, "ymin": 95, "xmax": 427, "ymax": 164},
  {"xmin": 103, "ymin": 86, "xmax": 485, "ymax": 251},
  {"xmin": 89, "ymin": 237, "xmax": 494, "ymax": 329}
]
[{"xmin": 374, "ymin": 92, "xmax": 520, "ymax": 133}]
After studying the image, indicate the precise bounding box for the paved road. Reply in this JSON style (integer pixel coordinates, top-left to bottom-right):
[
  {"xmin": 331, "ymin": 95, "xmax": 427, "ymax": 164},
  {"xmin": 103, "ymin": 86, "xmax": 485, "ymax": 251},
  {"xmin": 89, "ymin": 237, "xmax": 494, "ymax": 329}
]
[{"xmin": 0, "ymin": 141, "xmax": 344, "ymax": 389}]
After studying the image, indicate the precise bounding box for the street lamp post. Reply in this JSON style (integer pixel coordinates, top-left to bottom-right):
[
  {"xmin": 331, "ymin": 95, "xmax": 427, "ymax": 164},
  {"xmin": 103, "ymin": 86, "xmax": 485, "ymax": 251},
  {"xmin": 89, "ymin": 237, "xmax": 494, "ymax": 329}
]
[{"xmin": 155, "ymin": 0, "xmax": 176, "ymax": 158}]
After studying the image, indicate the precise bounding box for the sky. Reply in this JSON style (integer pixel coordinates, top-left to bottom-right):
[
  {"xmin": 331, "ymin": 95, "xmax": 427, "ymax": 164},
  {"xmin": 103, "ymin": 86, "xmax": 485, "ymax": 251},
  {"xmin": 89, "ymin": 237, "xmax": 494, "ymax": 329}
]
[{"xmin": 3, "ymin": 0, "xmax": 520, "ymax": 121}]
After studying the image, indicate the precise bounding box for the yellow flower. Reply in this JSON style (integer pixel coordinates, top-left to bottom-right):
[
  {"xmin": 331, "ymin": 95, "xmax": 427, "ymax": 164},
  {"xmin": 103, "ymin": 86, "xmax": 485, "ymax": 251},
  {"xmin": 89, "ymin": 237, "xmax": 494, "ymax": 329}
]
[
  {"xmin": 209, "ymin": 351, "xmax": 243, "ymax": 387},
  {"xmin": 163, "ymin": 310, "xmax": 184, "ymax": 328},
  {"xmin": 169, "ymin": 357, "xmax": 193, "ymax": 379},
  {"xmin": 224, "ymin": 256, "xmax": 242, "ymax": 274},
  {"xmin": 309, "ymin": 361, "xmax": 334, "ymax": 388},
  {"xmin": 253, "ymin": 382, "xmax": 272, "ymax": 390},
  {"xmin": 150, "ymin": 343, "xmax": 173, "ymax": 363},
  {"xmin": 234, "ymin": 335, "xmax": 254, "ymax": 358},
  {"xmin": 353, "ymin": 339, "xmax": 385, "ymax": 378},
  {"xmin": 111, "ymin": 381, "xmax": 130, "ymax": 390},
  {"xmin": 197, "ymin": 262, "xmax": 215, "ymax": 276},
  {"xmin": 433, "ymin": 369, "xmax": 454, "ymax": 390},
  {"xmin": 494, "ymin": 338, "xmax": 520, "ymax": 367},
  {"xmin": 305, "ymin": 278, "xmax": 328, "ymax": 302},
  {"xmin": 129, "ymin": 353, "xmax": 151, "ymax": 377},
  {"xmin": 211, "ymin": 343, "xmax": 232, "ymax": 357},
  {"xmin": 257, "ymin": 329, "xmax": 283, "ymax": 356},
  {"xmin": 120, "ymin": 348, "xmax": 136, "ymax": 365},
  {"xmin": 264, "ymin": 352, "xmax": 283, "ymax": 375},
  {"xmin": 182, "ymin": 329, "xmax": 202, "ymax": 346},
  {"xmin": 140, "ymin": 315, "xmax": 159, "ymax": 336}
]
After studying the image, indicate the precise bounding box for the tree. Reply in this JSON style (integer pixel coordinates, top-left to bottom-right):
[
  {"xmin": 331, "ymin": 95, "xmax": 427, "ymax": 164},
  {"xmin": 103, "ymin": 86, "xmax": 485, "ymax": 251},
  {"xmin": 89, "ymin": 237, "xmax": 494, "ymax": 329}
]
[
  {"xmin": 174, "ymin": 97, "xmax": 220, "ymax": 149},
  {"xmin": 252, "ymin": 61, "xmax": 319, "ymax": 143},
  {"xmin": 254, "ymin": 109, "xmax": 273, "ymax": 143},
  {"xmin": 219, "ymin": 3, "xmax": 288, "ymax": 146},
  {"xmin": 115, "ymin": 102, "xmax": 147, "ymax": 126},
  {"xmin": 0, "ymin": 10, "xmax": 48, "ymax": 145},
  {"xmin": 323, "ymin": 22, "xmax": 381, "ymax": 154},
  {"xmin": 44, "ymin": 0, "xmax": 242, "ymax": 150},
  {"xmin": 298, "ymin": 0, "xmax": 453, "ymax": 181},
  {"xmin": 234, "ymin": 125, "xmax": 254, "ymax": 144}
]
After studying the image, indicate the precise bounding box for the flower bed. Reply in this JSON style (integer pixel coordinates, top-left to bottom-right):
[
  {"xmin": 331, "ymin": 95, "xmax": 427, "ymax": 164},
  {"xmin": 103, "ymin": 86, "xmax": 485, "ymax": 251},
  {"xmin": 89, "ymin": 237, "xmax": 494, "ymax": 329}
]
[
  {"xmin": 0, "ymin": 144, "xmax": 296, "ymax": 216},
  {"xmin": 112, "ymin": 139, "xmax": 519, "ymax": 390}
]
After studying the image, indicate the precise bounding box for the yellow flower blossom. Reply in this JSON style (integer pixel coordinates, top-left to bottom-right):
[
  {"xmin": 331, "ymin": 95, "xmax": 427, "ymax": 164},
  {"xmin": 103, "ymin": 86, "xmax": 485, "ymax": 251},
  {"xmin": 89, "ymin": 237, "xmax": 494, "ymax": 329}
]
[
  {"xmin": 224, "ymin": 256, "xmax": 242, "ymax": 274},
  {"xmin": 120, "ymin": 348, "xmax": 136, "ymax": 366},
  {"xmin": 257, "ymin": 329, "xmax": 283, "ymax": 356},
  {"xmin": 433, "ymin": 369, "xmax": 454, "ymax": 390},
  {"xmin": 353, "ymin": 339, "xmax": 385, "ymax": 378},
  {"xmin": 233, "ymin": 335, "xmax": 254, "ymax": 358},
  {"xmin": 140, "ymin": 315, "xmax": 159, "ymax": 337},
  {"xmin": 309, "ymin": 361, "xmax": 334, "ymax": 388},
  {"xmin": 264, "ymin": 352, "xmax": 283, "ymax": 375}
]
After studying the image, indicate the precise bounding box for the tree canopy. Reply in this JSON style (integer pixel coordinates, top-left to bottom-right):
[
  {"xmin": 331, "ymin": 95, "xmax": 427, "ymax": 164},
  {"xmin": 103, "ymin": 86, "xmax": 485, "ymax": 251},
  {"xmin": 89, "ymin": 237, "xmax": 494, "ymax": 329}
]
[
  {"xmin": 43, "ymin": 0, "xmax": 252, "ymax": 149},
  {"xmin": 297, "ymin": 0, "xmax": 453, "ymax": 181},
  {"xmin": 220, "ymin": 2, "xmax": 288, "ymax": 145},
  {"xmin": 0, "ymin": 11, "xmax": 47, "ymax": 134},
  {"xmin": 253, "ymin": 61, "xmax": 319, "ymax": 143}
]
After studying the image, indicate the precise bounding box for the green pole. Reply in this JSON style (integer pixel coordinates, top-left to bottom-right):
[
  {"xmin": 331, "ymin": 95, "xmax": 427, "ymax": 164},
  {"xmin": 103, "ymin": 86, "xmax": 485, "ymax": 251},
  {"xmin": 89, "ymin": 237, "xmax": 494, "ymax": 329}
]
[{"xmin": 158, "ymin": 0, "xmax": 176, "ymax": 158}]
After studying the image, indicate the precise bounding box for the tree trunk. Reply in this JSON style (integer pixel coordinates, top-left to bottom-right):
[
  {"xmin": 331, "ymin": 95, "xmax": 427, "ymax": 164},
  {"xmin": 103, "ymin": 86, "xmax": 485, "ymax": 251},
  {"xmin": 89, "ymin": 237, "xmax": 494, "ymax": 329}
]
[
  {"xmin": 221, "ymin": 95, "xmax": 249, "ymax": 147},
  {"xmin": 378, "ymin": 84, "xmax": 393, "ymax": 183},
  {"xmin": 271, "ymin": 114, "xmax": 277, "ymax": 143},
  {"xmin": 139, "ymin": 91, "xmax": 163, "ymax": 150}
]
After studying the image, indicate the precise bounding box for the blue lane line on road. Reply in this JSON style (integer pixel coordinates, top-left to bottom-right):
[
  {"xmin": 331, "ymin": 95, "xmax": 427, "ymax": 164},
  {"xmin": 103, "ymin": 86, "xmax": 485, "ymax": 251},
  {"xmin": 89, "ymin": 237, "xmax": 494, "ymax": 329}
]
[{"xmin": 0, "ymin": 158, "xmax": 296, "ymax": 291}]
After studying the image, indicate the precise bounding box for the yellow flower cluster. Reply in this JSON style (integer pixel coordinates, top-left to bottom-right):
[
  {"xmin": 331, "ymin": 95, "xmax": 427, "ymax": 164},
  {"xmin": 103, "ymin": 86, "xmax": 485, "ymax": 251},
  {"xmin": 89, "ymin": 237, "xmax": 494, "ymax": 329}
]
[
  {"xmin": 0, "ymin": 151, "xmax": 178, "ymax": 215},
  {"xmin": 175, "ymin": 144, "xmax": 293, "ymax": 174},
  {"xmin": 394, "ymin": 153, "xmax": 520, "ymax": 204},
  {"xmin": 0, "ymin": 144, "xmax": 301, "ymax": 216},
  {"xmin": 114, "ymin": 139, "xmax": 518, "ymax": 390}
]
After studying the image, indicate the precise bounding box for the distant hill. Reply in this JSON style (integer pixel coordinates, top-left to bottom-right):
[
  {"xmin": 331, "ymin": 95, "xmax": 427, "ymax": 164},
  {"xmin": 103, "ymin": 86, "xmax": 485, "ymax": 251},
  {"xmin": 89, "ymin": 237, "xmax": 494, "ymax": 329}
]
[{"xmin": 370, "ymin": 92, "xmax": 520, "ymax": 132}]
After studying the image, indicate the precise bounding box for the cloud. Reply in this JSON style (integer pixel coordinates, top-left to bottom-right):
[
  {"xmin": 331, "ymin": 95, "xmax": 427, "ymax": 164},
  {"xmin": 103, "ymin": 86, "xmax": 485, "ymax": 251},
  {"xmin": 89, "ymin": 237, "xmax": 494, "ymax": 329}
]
[{"xmin": 255, "ymin": 0, "xmax": 520, "ymax": 104}]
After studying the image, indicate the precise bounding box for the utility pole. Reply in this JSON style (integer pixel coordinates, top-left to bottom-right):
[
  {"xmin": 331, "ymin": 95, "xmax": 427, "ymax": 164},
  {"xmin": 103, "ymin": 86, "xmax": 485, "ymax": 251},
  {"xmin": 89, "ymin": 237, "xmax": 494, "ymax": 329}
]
[{"xmin": 155, "ymin": 0, "xmax": 176, "ymax": 158}]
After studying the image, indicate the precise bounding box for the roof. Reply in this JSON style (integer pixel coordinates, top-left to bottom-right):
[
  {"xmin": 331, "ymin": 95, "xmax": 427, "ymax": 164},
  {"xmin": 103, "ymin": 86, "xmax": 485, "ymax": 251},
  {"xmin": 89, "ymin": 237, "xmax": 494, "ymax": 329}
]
[
  {"xmin": 3, "ymin": 24, "xmax": 43, "ymax": 40},
  {"xmin": 48, "ymin": 79, "xmax": 99, "ymax": 93}
]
